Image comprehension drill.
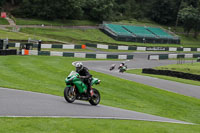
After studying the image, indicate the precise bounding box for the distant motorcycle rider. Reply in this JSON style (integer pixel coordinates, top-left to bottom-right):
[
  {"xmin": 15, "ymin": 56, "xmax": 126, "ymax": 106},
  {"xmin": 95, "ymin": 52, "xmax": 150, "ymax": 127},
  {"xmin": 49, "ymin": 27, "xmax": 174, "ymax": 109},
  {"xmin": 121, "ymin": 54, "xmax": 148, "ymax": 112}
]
[
  {"xmin": 118, "ymin": 62, "xmax": 127, "ymax": 73},
  {"xmin": 75, "ymin": 62, "xmax": 92, "ymax": 95},
  {"xmin": 118, "ymin": 62, "xmax": 126, "ymax": 69},
  {"xmin": 109, "ymin": 64, "xmax": 116, "ymax": 71}
]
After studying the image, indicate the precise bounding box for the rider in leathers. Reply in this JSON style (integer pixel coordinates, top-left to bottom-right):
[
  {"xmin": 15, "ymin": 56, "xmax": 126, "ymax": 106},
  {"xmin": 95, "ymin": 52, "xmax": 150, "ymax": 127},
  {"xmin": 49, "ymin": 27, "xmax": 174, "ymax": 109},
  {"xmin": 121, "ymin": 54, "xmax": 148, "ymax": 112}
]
[{"xmin": 75, "ymin": 62, "xmax": 92, "ymax": 96}]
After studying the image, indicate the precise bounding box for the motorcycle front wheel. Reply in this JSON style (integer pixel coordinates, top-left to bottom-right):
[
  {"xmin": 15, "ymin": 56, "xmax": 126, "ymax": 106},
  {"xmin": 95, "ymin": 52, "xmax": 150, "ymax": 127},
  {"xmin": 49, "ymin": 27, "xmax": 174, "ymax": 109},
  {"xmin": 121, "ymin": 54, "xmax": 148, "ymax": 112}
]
[
  {"xmin": 64, "ymin": 86, "xmax": 76, "ymax": 103},
  {"xmin": 89, "ymin": 88, "xmax": 100, "ymax": 106}
]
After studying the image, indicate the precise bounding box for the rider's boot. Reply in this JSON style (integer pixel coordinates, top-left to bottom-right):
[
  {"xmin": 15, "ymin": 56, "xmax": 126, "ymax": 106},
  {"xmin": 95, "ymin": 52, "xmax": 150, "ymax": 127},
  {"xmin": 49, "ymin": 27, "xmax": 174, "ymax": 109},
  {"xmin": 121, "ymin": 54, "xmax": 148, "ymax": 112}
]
[{"xmin": 86, "ymin": 84, "xmax": 94, "ymax": 97}]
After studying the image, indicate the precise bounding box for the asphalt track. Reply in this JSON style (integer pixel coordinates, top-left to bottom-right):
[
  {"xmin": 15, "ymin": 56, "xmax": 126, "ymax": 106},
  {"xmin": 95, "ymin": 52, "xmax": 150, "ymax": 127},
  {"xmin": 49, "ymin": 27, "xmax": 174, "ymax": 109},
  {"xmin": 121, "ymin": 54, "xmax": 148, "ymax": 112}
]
[
  {"xmin": 83, "ymin": 58, "xmax": 200, "ymax": 99},
  {"xmin": 0, "ymin": 87, "xmax": 192, "ymax": 124},
  {"xmin": 0, "ymin": 57, "xmax": 199, "ymax": 124}
]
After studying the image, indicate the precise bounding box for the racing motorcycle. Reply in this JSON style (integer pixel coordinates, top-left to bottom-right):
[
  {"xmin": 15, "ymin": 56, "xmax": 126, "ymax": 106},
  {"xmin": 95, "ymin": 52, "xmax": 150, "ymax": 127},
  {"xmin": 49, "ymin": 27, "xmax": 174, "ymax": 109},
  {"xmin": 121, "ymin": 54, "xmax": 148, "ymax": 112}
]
[
  {"xmin": 64, "ymin": 71, "xmax": 101, "ymax": 105},
  {"xmin": 118, "ymin": 64, "xmax": 127, "ymax": 73},
  {"xmin": 109, "ymin": 64, "xmax": 116, "ymax": 71}
]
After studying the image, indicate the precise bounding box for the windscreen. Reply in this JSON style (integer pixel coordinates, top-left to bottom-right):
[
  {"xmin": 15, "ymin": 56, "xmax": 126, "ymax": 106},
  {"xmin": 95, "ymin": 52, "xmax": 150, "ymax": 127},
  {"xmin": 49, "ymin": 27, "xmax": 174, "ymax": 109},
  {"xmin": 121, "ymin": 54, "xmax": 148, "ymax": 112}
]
[{"xmin": 68, "ymin": 71, "xmax": 78, "ymax": 77}]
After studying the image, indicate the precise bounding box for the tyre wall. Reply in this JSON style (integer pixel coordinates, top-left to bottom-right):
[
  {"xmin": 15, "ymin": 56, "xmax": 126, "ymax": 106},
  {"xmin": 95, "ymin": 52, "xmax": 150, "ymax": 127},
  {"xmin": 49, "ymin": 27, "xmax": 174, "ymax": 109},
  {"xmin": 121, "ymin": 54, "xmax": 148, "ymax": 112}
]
[{"xmin": 142, "ymin": 68, "xmax": 200, "ymax": 81}]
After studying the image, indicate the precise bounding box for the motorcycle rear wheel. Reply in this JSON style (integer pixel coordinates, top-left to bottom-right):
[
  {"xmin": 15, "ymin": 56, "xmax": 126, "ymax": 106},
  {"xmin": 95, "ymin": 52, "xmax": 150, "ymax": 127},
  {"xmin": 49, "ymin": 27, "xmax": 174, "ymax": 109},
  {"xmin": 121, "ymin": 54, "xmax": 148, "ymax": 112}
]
[
  {"xmin": 89, "ymin": 88, "xmax": 100, "ymax": 106},
  {"xmin": 64, "ymin": 87, "xmax": 76, "ymax": 103}
]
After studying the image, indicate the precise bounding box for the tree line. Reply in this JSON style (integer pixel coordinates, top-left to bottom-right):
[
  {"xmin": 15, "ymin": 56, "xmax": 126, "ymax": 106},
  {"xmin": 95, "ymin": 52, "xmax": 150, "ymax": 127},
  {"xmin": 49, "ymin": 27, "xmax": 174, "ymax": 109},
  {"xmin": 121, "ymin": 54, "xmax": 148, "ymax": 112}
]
[{"xmin": 0, "ymin": 0, "xmax": 200, "ymax": 37}]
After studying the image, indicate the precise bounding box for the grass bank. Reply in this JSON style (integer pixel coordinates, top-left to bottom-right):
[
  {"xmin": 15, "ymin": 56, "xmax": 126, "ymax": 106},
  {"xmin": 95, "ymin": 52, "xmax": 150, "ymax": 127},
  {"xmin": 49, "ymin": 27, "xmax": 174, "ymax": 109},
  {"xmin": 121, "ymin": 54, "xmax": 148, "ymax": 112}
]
[
  {"xmin": 154, "ymin": 63, "xmax": 200, "ymax": 75},
  {"xmin": 20, "ymin": 28, "xmax": 200, "ymax": 47},
  {"xmin": 0, "ymin": 117, "xmax": 200, "ymax": 133},
  {"xmin": 0, "ymin": 29, "xmax": 51, "ymax": 41},
  {"xmin": 0, "ymin": 18, "xmax": 9, "ymax": 25},
  {"xmin": 126, "ymin": 63, "xmax": 200, "ymax": 86},
  {"xmin": 15, "ymin": 18, "xmax": 98, "ymax": 26},
  {"xmin": 0, "ymin": 56, "xmax": 200, "ymax": 124}
]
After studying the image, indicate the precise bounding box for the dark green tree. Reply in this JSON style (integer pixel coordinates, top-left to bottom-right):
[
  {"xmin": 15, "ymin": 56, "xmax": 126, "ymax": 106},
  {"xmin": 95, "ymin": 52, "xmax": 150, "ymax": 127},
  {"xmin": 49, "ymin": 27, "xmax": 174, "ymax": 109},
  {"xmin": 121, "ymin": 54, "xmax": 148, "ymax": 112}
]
[
  {"xmin": 178, "ymin": 6, "xmax": 199, "ymax": 37},
  {"xmin": 150, "ymin": 0, "xmax": 177, "ymax": 24},
  {"xmin": 83, "ymin": 0, "xmax": 114, "ymax": 21},
  {"xmin": 0, "ymin": 0, "xmax": 6, "ymax": 10},
  {"xmin": 113, "ymin": 0, "xmax": 152, "ymax": 20},
  {"xmin": 185, "ymin": 0, "xmax": 199, "ymax": 7},
  {"xmin": 16, "ymin": 0, "xmax": 84, "ymax": 20}
]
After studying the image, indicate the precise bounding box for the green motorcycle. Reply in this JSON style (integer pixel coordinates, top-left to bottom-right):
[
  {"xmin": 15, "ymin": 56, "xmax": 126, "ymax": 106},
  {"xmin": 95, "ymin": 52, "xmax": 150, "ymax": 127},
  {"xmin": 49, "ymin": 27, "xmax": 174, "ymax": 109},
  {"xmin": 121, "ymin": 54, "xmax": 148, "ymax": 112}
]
[{"xmin": 64, "ymin": 71, "xmax": 101, "ymax": 105}]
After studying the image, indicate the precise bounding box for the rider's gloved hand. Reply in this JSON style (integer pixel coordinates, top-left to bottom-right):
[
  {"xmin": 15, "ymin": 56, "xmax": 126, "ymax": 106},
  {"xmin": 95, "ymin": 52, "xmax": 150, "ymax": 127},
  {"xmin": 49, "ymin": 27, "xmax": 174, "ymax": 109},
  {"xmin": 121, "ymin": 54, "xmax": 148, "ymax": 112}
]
[{"xmin": 79, "ymin": 76, "xmax": 86, "ymax": 79}]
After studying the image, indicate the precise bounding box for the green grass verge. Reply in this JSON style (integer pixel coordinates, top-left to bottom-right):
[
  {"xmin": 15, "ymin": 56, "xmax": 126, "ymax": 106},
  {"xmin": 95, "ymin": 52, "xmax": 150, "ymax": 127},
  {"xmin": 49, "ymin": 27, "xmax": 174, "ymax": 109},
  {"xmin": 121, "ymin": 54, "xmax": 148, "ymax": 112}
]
[
  {"xmin": 15, "ymin": 18, "xmax": 98, "ymax": 26},
  {"xmin": 1, "ymin": 117, "xmax": 200, "ymax": 133},
  {"xmin": 20, "ymin": 28, "xmax": 115, "ymax": 45},
  {"xmin": 126, "ymin": 66, "xmax": 200, "ymax": 86},
  {"xmin": 0, "ymin": 29, "xmax": 51, "ymax": 41},
  {"xmin": 154, "ymin": 62, "xmax": 200, "ymax": 75},
  {"xmin": 2, "ymin": 18, "xmax": 200, "ymax": 47},
  {"xmin": 0, "ymin": 56, "xmax": 200, "ymax": 124},
  {"xmin": 20, "ymin": 28, "xmax": 200, "ymax": 47},
  {"xmin": 0, "ymin": 18, "xmax": 9, "ymax": 25}
]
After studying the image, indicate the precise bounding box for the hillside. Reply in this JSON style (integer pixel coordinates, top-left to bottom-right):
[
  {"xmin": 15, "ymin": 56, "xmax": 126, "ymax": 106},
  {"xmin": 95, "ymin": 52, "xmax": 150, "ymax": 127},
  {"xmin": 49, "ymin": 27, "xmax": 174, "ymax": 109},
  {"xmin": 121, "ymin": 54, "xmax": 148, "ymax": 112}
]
[{"xmin": 0, "ymin": 17, "xmax": 199, "ymax": 47}]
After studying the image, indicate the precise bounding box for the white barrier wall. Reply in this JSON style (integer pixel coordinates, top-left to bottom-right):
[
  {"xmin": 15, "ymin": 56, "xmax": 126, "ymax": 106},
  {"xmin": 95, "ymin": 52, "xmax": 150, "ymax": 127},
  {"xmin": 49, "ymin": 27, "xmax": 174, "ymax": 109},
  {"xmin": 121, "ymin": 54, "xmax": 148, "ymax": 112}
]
[
  {"xmin": 96, "ymin": 54, "xmax": 107, "ymax": 59},
  {"xmin": 63, "ymin": 45, "xmax": 75, "ymax": 49},
  {"xmin": 118, "ymin": 55, "xmax": 127, "ymax": 59},
  {"xmin": 183, "ymin": 48, "xmax": 191, "ymax": 52},
  {"xmin": 118, "ymin": 46, "xmax": 128, "ymax": 50},
  {"xmin": 97, "ymin": 44, "xmax": 108, "ymax": 49},
  {"xmin": 41, "ymin": 44, "xmax": 52, "ymax": 48},
  {"xmin": 15, "ymin": 43, "xmax": 20, "ymax": 47},
  {"xmin": 169, "ymin": 47, "xmax": 177, "ymax": 51},
  {"xmin": 149, "ymin": 55, "xmax": 159, "ymax": 60},
  {"xmin": 29, "ymin": 50, "xmax": 38, "ymax": 55},
  {"xmin": 184, "ymin": 54, "xmax": 193, "ymax": 58},
  {"xmin": 149, "ymin": 53, "xmax": 200, "ymax": 60},
  {"xmin": 74, "ymin": 53, "xmax": 86, "ymax": 58},
  {"xmin": 137, "ymin": 47, "xmax": 146, "ymax": 51},
  {"xmin": 168, "ymin": 54, "xmax": 177, "ymax": 59},
  {"xmin": 50, "ymin": 51, "xmax": 63, "ymax": 56}
]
